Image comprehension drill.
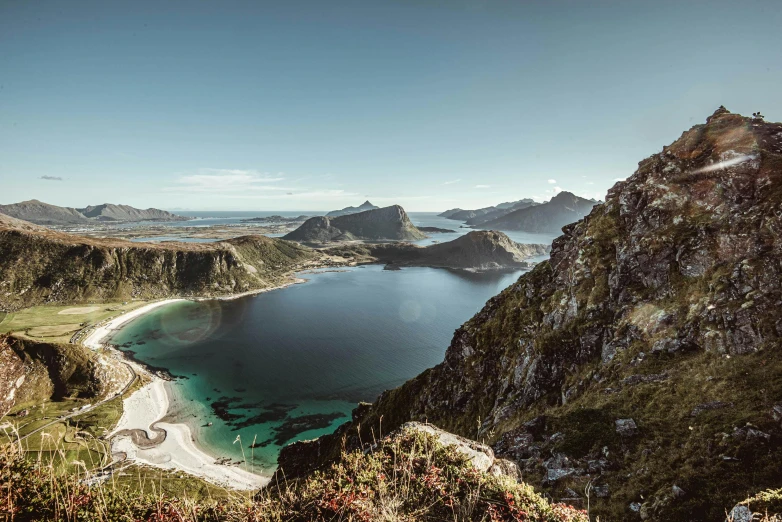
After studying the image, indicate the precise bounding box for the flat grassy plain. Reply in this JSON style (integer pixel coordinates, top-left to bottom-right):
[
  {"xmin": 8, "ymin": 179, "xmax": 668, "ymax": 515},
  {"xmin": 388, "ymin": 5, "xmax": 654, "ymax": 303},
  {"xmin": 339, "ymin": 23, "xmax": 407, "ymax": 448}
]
[{"xmin": 0, "ymin": 300, "xmax": 149, "ymax": 343}]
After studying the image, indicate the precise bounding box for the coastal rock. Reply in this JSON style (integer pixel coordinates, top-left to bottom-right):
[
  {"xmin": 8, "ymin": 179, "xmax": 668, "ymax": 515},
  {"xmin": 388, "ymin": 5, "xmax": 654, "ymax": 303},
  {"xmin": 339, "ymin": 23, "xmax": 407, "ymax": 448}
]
[{"xmin": 284, "ymin": 205, "xmax": 426, "ymax": 243}]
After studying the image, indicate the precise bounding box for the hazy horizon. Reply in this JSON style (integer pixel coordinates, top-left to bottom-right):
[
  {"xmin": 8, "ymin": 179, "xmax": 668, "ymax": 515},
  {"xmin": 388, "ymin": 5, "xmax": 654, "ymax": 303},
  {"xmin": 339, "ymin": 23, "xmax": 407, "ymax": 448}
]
[{"xmin": 2, "ymin": 0, "xmax": 781, "ymax": 212}]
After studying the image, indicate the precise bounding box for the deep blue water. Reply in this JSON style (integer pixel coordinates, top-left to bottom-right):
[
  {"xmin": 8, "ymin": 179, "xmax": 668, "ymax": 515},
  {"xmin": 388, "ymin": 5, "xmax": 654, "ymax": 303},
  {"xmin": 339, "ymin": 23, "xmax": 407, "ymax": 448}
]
[{"xmin": 108, "ymin": 265, "xmax": 526, "ymax": 474}]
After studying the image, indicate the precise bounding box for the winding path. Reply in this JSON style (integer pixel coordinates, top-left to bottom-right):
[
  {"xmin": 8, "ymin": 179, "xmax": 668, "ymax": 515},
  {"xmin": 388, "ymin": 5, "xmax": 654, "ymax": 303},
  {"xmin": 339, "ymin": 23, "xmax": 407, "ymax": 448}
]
[{"xmin": 18, "ymin": 359, "xmax": 138, "ymax": 442}]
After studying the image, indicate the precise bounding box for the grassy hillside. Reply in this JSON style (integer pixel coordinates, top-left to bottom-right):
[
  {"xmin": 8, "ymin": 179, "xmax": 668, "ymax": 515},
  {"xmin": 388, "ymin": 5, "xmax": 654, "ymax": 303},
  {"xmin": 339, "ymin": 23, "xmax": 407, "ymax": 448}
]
[
  {"xmin": 0, "ymin": 224, "xmax": 320, "ymax": 311},
  {"xmin": 0, "ymin": 424, "xmax": 588, "ymax": 522}
]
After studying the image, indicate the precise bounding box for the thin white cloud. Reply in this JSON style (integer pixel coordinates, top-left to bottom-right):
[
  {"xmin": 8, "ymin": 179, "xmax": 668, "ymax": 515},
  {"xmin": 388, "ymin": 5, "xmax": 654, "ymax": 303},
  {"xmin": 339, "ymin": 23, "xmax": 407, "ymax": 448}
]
[
  {"xmin": 165, "ymin": 168, "xmax": 286, "ymax": 193},
  {"xmin": 553, "ymin": 186, "xmax": 563, "ymax": 194},
  {"xmin": 443, "ymin": 179, "xmax": 461, "ymax": 185},
  {"xmin": 165, "ymin": 189, "xmax": 358, "ymax": 200},
  {"xmin": 613, "ymin": 177, "xmax": 626, "ymax": 182},
  {"xmin": 547, "ymin": 179, "xmax": 557, "ymax": 184},
  {"xmin": 474, "ymin": 184, "xmax": 491, "ymax": 189},
  {"xmin": 371, "ymin": 195, "xmax": 433, "ymax": 201},
  {"xmin": 585, "ymin": 182, "xmax": 594, "ymax": 185}
]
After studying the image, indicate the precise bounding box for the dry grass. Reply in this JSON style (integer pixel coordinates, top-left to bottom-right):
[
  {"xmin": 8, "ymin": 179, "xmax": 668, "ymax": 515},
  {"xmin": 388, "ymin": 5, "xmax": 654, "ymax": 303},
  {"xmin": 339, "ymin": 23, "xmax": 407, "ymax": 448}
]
[
  {"xmin": 1, "ymin": 301, "xmax": 149, "ymax": 343},
  {"xmin": 0, "ymin": 425, "xmax": 589, "ymax": 522}
]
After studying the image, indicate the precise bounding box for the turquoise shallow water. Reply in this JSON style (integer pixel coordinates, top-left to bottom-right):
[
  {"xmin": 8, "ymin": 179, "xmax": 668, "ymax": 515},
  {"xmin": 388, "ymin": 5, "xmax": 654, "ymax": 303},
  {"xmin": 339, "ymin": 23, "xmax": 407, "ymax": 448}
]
[{"xmin": 108, "ymin": 265, "xmax": 525, "ymax": 474}]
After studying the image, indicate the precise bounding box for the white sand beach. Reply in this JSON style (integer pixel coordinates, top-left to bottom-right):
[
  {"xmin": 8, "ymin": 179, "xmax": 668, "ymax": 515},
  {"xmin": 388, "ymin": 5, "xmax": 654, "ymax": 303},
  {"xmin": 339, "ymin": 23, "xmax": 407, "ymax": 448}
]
[
  {"xmin": 111, "ymin": 380, "xmax": 268, "ymax": 490},
  {"xmin": 82, "ymin": 299, "xmax": 187, "ymax": 350},
  {"xmin": 82, "ymin": 297, "xmax": 269, "ymax": 490}
]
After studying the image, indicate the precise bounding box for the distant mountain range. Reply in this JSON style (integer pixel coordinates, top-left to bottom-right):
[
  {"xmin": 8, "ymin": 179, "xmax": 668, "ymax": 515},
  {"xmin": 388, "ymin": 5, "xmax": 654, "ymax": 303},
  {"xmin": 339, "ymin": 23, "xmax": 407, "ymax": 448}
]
[
  {"xmin": 77, "ymin": 203, "xmax": 188, "ymax": 222},
  {"xmin": 0, "ymin": 200, "xmax": 189, "ymax": 225},
  {"xmin": 284, "ymin": 205, "xmax": 426, "ymax": 243},
  {"xmin": 475, "ymin": 191, "xmax": 598, "ymax": 233},
  {"xmin": 439, "ymin": 199, "xmax": 538, "ymax": 222},
  {"xmin": 327, "ymin": 230, "xmax": 548, "ymax": 271},
  {"xmin": 326, "ymin": 200, "xmax": 380, "ymax": 217}
]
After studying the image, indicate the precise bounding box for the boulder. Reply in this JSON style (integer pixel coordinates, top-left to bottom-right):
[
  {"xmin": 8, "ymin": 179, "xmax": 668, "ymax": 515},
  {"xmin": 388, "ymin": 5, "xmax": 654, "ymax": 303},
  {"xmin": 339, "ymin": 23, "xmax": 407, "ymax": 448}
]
[
  {"xmin": 615, "ymin": 418, "xmax": 639, "ymax": 437},
  {"xmin": 400, "ymin": 422, "xmax": 495, "ymax": 473},
  {"xmin": 725, "ymin": 505, "xmax": 753, "ymax": 522}
]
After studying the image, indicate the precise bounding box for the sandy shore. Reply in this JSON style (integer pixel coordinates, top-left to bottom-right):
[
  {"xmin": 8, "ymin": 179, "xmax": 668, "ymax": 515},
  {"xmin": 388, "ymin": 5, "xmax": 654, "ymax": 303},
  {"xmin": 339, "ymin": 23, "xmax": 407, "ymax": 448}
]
[
  {"xmin": 82, "ymin": 297, "xmax": 271, "ymax": 490},
  {"xmin": 82, "ymin": 299, "xmax": 187, "ymax": 350},
  {"xmin": 111, "ymin": 380, "xmax": 267, "ymax": 490}
]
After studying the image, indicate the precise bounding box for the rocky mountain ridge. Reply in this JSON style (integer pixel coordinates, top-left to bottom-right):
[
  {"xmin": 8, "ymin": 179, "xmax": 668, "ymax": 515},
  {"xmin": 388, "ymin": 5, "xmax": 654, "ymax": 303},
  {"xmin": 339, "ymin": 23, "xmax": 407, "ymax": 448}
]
[
  {"xmin": 278, "ymin": 109, "xmax": 782, "ymax": 521},
  {"xmin": 442, "ymin": 199, "xmax": 538, "ymax": 223},
  {"xmin": 76, "ymin": 203, "xmax": 188, "ymax": 222},
  {"xmin": 475, "ymin": 191, "xmax": 597, "ymax": 233},
  {"xmin": 325, "ymin": 200, "xmax": 379, "ymax": 217},
  {"xmin": 0, "ymin": 200, "xmax": 189, "ymax": 225},
  {"xmin": 465, "ymin": 199, "xmax": 540, "ymax": 226},
  {"xmin": 283, "ymin": 204, "xmax": 426, "ymax": 243}
]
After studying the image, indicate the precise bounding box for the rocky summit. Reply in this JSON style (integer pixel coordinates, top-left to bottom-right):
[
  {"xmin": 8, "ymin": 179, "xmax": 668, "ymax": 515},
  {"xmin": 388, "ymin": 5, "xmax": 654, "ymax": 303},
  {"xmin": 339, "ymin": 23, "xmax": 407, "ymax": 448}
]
[
  {"xmin": 283, "ymin": 204, "xmax": 426, "ymax": 243},
  {"xmin": 278, "ymin": 109, "xmax": 782, "ymax": 521},
  {"xmin": 325, "ymin": 200, "xmax": 380, "ymax": 217}
]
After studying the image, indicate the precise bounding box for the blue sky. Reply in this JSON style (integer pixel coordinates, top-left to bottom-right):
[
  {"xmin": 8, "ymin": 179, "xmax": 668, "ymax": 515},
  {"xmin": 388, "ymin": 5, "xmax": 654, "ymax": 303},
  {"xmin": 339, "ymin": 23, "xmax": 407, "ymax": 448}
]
[{"xmin": 1, "ymin": 0, "xmax": 780, "ymax": 212}]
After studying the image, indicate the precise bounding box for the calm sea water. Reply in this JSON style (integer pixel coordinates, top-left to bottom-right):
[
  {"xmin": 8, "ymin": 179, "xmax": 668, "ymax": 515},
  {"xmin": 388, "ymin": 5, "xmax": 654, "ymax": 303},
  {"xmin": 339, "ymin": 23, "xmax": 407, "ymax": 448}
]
[{"xmin": 108, "ymin": 265, "xmax": 526, "ymax": 475}]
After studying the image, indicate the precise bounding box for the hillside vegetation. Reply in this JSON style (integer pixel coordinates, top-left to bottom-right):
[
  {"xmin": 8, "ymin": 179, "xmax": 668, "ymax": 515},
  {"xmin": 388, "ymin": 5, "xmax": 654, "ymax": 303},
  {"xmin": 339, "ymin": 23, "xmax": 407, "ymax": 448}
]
[
  {"xmin": 0, "ymin": 224, "xmax": 320, "ymax": 311},
  {"xmin": 278, "ymin": 109, "xmax": 782, "ymax": 521},
  {"xmin": 0, "ymin": 423, "xmax": 588, "ymax": 522}
]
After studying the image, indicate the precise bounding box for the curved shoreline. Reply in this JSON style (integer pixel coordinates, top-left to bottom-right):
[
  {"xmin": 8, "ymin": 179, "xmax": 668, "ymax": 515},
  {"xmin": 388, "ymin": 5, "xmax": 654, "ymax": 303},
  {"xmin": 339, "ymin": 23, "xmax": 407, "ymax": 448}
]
[
  {"xmin": 82, "ymin": 297, "xmax": 270, "ymax": 490},
  {"xmin": 110, "ymin": 380, "xmax": 267, "ymax": 490}
]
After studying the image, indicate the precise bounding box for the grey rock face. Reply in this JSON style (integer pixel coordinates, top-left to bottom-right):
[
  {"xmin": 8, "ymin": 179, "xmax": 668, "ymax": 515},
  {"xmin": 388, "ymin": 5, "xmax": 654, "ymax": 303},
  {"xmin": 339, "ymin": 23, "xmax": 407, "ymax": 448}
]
[
  {"xmin": 726, "ymin": 505, "xmax": 753, "ymax": 522},
  {"xmin": 615, "ymin": 418, "xmax": 638, "ymax": 437},
  {"xmin": 690, "ymin": 401, "xmax": 733, "ymax": 417}
]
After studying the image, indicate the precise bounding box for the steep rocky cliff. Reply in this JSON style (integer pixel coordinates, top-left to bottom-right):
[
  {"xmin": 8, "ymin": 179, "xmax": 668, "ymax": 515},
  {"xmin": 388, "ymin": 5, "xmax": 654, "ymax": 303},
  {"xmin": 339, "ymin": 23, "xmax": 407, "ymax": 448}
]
[
  {"xmin": 284, "ymin": 204, "xmax": 426, "ymax": 243},
  {"xmin": 0, "ymin": 223, "xmax": 319, "ymax": 311},
  {"xmin": 0, "ymin": 335, "xmax": 126, "ymax": 414},
  {"xmin": 278, "ymin": 109, "xmax": 782, "ymax": 521}
]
